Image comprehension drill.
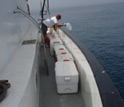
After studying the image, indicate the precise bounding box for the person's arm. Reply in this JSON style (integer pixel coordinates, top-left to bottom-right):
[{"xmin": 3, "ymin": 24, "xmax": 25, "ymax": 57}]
[{"xmin": 55, "ymin": 23, "xmax": 63, "ymax": 27}]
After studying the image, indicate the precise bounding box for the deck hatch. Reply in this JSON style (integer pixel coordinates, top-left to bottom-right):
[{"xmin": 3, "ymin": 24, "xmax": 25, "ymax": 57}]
[{"xmin": 22, "ymin": 39, "xmax": 36, "ymax": 45}]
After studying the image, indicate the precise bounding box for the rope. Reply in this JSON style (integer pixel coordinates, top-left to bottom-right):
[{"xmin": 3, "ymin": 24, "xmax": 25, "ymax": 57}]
[
  {"xmin": 40, "ymin": 0, "xmax": 50, "ymax": 20},
  {"xmin": 0, "ymin": 80, "xmax": 10, "ymax": 102},
  {"xmin": 45, "ymin": 0, "xmax": 50, "ymax": 18}
]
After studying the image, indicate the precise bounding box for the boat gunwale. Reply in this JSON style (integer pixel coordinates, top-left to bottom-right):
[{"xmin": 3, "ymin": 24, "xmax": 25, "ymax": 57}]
[{"xmin": 59, "ymin": 28, "xmax": 124, "ymax": 107}]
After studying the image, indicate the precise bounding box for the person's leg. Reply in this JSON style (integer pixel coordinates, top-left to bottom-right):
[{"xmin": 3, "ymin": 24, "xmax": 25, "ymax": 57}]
[
  {"xmin": 41, "ymin": 23, "xmax": 47, "ymax": 36},
  {"xmin": 41, "ymin": 23, "xmax": 50, "ymax": 46}
]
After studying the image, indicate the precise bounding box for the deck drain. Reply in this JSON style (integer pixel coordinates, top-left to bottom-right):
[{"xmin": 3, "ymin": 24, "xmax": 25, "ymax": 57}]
[{"xmin": 22, "ymin": 39, "xmax": 36, "ymax": 45}]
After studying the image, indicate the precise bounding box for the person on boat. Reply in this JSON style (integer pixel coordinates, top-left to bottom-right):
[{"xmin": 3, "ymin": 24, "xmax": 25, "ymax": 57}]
[{"xmin": 41, "ymin": 14, "xmax": 65, "ymax": 45}]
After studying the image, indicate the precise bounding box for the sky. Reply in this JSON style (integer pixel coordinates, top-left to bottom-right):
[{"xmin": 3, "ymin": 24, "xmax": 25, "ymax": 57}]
[{"xmin": 29, "ymin": 0, "xmax": 124, "ymax": 12}]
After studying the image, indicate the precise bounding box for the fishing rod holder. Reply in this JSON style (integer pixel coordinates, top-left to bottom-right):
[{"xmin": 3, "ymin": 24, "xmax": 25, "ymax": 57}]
[{"xmin": 13, "ymin": 9, "xmax": 21, "ymax": 14}]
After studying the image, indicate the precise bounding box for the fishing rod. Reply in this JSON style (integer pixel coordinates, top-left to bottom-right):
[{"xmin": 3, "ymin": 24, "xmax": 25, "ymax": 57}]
[{"xmin": 40, "ymin": 0, "xmax": 49, "ymax": 75}]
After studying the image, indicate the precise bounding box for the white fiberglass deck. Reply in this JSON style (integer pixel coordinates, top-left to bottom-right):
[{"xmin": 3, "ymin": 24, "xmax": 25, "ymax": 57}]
[{"xmin": 39, "ymin": 46, "xmax": 85, "ymax": 107}]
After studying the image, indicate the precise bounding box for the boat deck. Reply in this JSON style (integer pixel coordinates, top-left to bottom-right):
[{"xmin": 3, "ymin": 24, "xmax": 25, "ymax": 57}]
[{"xmin": 39, "ymin": 46, "xmax": 85, "ymax": 107}]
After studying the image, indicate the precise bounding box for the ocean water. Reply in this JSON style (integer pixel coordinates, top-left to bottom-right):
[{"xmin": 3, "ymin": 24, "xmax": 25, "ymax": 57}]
[{"xmin": 49, "ymin": 2, "xmax": 124, "ymax": 99}]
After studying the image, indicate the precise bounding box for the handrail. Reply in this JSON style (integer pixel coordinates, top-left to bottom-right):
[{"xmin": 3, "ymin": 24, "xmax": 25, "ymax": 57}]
[
  {"xmin": 13, "ymin": 7, "xmax": 40, "ymax": 30},
  {"xmin": 13, "ymin": 7, "xmax": 49, "ymax": 75}
]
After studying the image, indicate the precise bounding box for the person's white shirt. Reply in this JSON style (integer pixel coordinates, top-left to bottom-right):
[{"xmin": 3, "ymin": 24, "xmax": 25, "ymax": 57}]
[{"xmin": 43, "ymin": 16, "xmax": 58, "ymax": 27}]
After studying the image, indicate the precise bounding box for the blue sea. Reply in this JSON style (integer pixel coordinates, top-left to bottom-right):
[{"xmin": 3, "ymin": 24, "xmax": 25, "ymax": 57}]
[
  {"xmin": 34, "ymin": 2, "xmax": 124, "ymax": 99},
  {"xmin": 50, "ymin": 2, "xmax": 124, "ymax": 99}
]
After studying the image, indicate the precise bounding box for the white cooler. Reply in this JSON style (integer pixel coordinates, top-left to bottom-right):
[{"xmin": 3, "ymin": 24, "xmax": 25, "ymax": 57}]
[
  {"xmin": 56, "ymin": 53, "xmax": 74, "ymax": 62},
  {"xmin": 50, "ymin": 38, "xmax": 63, "ymax": 56},
  {"xmin": 54, "ymin": 44, "xmax": 66, "ymax": 54},
  {"xmin": 54, "ymin": 44, "xmax": 70, "ymax": 56},
  {"xmin": 55, "ymin": 61, "xmax": 79, "ymax": 94}
]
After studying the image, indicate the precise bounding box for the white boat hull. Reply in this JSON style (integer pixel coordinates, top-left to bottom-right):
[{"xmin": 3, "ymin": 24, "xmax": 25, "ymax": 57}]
[{"xmin": 0, "ymin": 0, "xmax": 40, "ymax": 107}]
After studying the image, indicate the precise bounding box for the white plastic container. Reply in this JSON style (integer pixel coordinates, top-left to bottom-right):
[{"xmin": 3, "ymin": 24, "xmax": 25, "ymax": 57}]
[
  {"xmin": 50, "ymin": 38, "xmax": 63, "ymax": 56},
  {"xmin": 54, "ymin": 44, "xmax": 69, "ymax": 55},
  {"xmin": 55, "ymin": 49, "xmax": 69, "ymax": 56},
  {"xmin": 56, "ymin": 53, "xmax": 74, "ymax": 62},
  {"xmin": 55, "ymin": 61, "xmax": 79, "ymax": 94},
  {"xmin": 54, "ymin": 44, "xmax": 66, "ymax": 54}
]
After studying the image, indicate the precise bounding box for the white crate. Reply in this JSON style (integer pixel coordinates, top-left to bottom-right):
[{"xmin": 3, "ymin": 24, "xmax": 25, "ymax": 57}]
[
  {"xmin": 55, "ymin": 49, "xmax": 69, "ymax": 56},
  {"xmin": 50, "ymin": 38, "xmax": 63, "ymax": 56},
  {"xmin": 56, "ymin": 53, "xmax": 74, "ymax": 62},
  {"xmin": 55, "ymin": 61, "xmax": 79, "ymax": 94},
  {"xmin": 54, "ymin": 44, "xmax": 66, "ymax": 54}
]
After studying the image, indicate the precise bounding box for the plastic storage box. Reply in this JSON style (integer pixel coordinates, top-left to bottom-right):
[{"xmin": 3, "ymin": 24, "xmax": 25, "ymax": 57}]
[
  {"xmin": 56, "ymin": 53, "xmax": 74, "ymax": 62},
  {"xmin": 54, "ymin": 44, "xmax": 66, "ymax": 54},
  {"xmin": 55, "ymin": 61, "xmax": 79, "ymax": 94},
  {"xmin": 54, "ymin": 44, "xmax": 70, "ymax": 56},
  {"xmin": 50, "ymin": 38, "xmax": 63, "ymax": 56}
]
